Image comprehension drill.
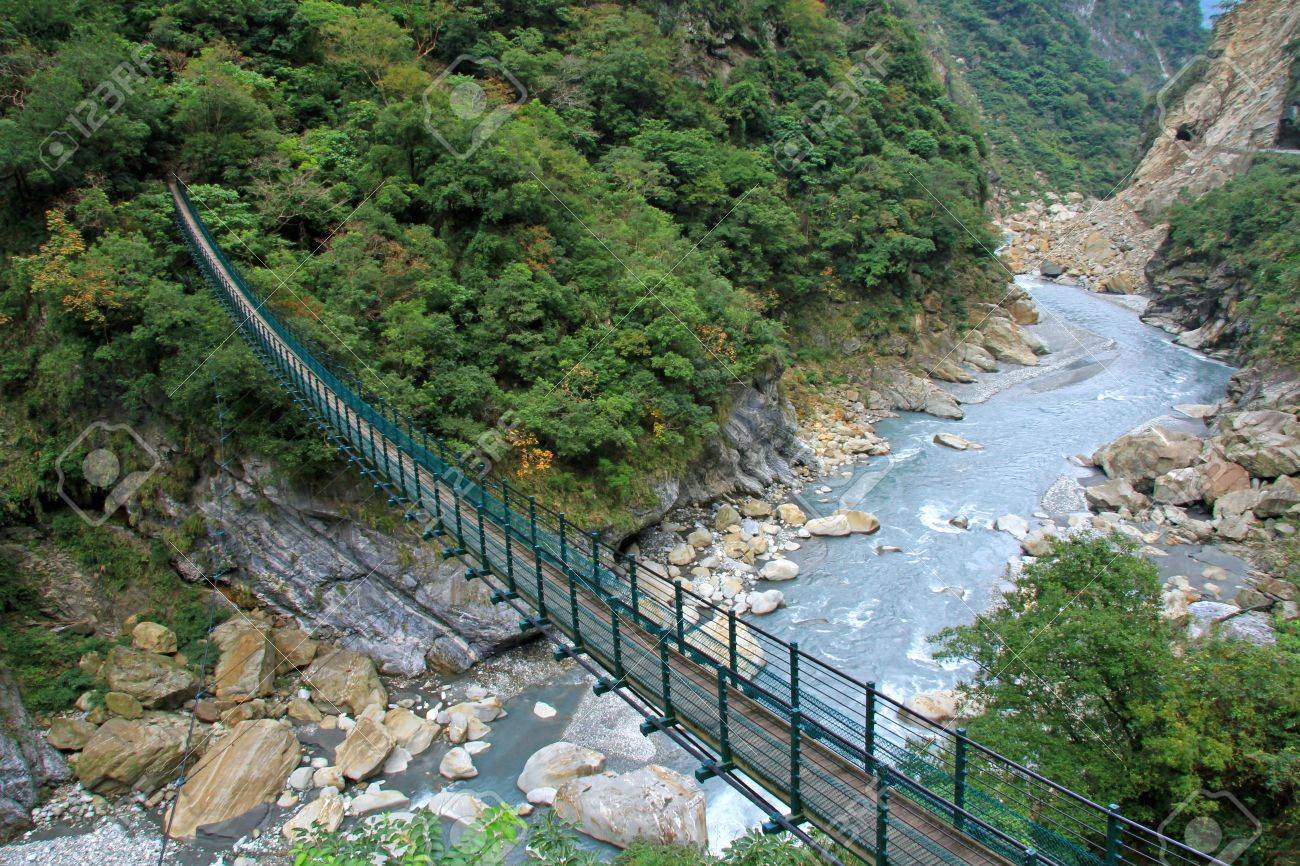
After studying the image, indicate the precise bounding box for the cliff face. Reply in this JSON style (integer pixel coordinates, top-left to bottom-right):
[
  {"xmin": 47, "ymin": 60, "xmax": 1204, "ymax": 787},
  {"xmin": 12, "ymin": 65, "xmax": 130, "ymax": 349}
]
[
  {"xmin": 1125, "ymin": 0, "xmax": 1300, "ymax": 216},
  {"xmin": 1000, "ymin": 0, "xmax": 1298, "ymax": 290}
]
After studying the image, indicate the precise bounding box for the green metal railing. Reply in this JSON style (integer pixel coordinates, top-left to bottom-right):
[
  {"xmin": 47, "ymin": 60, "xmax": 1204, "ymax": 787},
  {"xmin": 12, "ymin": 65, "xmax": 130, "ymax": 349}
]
[{"xmin": 170, "ymin": 179, "xmax": 1228, "ymax": 866}]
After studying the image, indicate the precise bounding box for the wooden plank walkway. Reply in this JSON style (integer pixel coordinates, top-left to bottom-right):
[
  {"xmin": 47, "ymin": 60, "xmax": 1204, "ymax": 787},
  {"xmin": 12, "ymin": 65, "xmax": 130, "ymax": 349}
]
[{"xmin": 170, "ymin": 178, "xmax": 1026, "ymax": 866}]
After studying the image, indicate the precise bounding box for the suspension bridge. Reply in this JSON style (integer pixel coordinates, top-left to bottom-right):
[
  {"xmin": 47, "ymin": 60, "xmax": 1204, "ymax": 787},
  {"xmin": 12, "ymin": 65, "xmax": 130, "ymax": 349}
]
[{"xmin": 169, "ymin": 177, "xmax": 1225, "ymax": 866}]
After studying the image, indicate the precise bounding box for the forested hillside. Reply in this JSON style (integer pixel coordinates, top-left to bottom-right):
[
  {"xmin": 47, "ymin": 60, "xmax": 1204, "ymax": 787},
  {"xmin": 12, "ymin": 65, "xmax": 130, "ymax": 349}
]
[
  {"xmin": 0, "ymin": 0, "xmax": 1004, "ymax": 530},
  {"xmin": 913, "ymin": 0, "xmax": 1206, "ymax": 197}
]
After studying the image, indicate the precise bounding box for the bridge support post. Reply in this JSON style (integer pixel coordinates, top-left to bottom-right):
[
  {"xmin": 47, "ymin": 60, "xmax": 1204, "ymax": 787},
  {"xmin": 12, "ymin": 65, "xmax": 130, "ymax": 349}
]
[
  {"xmin": 626, "ymin": 555, "xmax": 640, "ymax": 622},
  {"xmin": 727, "ymin": 611, "xmax": 738, "ymax": 686},
  {"xmin": 1106, "ymin": 805, "xmax": 1123, "ymax": 866},
  {"xmin": 476, "ymin": 502, "xmax": 488, "ymax": 566},
  {"xmin": 589, "ymin": 531, "xmax": 600, "ymax": 587},
  {"xmin": 875, "ymin": 775, "xmax": 891, "ymax": 866},
  {"xmin": 865, "ymin": 682, "xmax": 877, "ymax": 773},
  {"xmin": 566, "ymin": 566, "xmax": 584, "ymax": 655},
  {"xmin": 558, "ymin": 512, "xmax": 568, "ymax": 569},
  {"xmin": 954, "ymin": 727, "xmax": 968, "ymax": 832},
  {"xmin": 528, "ymin": 496, "xmax": 538, "ymax": 549},
  {"xmin": 673, "ymin": 582, "xmax": 686, "ymax": 652}
]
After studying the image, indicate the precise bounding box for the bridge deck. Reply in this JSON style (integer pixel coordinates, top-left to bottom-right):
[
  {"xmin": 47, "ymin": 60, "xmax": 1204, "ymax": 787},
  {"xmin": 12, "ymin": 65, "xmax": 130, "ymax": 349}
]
[{"xmin": 169, "ymin": 178, "xmax": 1224, "ymax": 866}]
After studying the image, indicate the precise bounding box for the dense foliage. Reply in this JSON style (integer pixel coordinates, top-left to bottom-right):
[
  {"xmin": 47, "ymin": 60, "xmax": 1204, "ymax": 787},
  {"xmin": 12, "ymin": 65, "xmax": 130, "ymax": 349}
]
[
  {"xmin": 0, "ymin": 0, "xmax": 1004, "ymax": 533},
  {"xmin": 918, "ymin": 0, "xmax": 1205, "ymax": 197},
  {"xmin": 936, "ymin": 535, "xmax": 1299, "ymax": 866},
  {"xmin": 1161, "ymin": 155, "xmax": 1300, "ymax": 362}
]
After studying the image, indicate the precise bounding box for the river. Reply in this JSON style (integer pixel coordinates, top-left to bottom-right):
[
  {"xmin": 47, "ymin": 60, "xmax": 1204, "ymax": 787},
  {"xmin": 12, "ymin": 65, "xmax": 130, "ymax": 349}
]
[{"xmin": 764, "ymin": 275, "xmax": 1235, "ymax": 701}]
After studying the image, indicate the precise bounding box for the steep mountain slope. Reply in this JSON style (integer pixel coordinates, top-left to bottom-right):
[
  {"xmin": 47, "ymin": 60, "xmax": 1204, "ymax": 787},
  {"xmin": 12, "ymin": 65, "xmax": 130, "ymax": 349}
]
[{"xmin": 912, "ymin": 0, "xmax": 1205, "ymax": 197}]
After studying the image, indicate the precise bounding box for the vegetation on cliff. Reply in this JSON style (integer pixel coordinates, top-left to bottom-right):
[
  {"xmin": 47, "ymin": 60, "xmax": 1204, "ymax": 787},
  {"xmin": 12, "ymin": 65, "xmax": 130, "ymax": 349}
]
[
  {"xmin": 915, "ymin": 0, "xmax": 1205, "ymax": 197},
  {"xmin": 0, "ymin": 0, "xmax": 1004, "ymax": 531},
  {"xmin": 1155, "ymin": 155, "xmax": 1300, "ymax": 361}
]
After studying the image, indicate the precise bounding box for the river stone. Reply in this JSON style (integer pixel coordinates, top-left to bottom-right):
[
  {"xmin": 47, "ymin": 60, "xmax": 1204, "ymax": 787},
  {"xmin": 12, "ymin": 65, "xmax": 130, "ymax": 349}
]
[
  {"xmin": 104, "ymin": 691, "xmax": 142, "ymax": 720},
  {"xmin": 554, "ymin": 765, "xmax": 706, "ymax": 849},
  {"xmin": 440, "ymin": 747, "xmax": 477, "ymax": 780},
  {"xmin": 425, "ymin": 790, "xmax": 487, "ymax": 823},
  {"xmin": 1093, "ymin": 426, "xmax": 1202, "ymax": 488},
  {"xmin": 287, "ymin": 698, "xmax": 323, "ymax": 723},
  {"xmin": 282, "ymin": 789, "xmax": 344, "ymax": 840},
  {"xmin": 304, "ymin": 647, "xmax": 387, "ymax": 716},
  {"xmin": 775, "ymin": 503, "xmax": 806, "ymax": 525},
  {"xmin": 100, "ymin": 646, "xmax": 197, "ymax": 710},
  {"xmin": 686, "ymin": 527, "xmax": 713, "ymax": 549},
  {"xmin": 712, "ymin": 504, "xmax": 740, "ymax": 532},
  {"xmin": 336, "ymin": 706, "xmax": 394, "ymax": 781},
  {"xmin": 1214, "ymin": 410, "xmax": 1300, "ymax": 478},
  {"xmin": 312, "ymin": 765, "xmax": 344, "ymax": 789},
  {"xmin": 517, "ymin": 742, "xmax": 606, "ymax": 793},
  {"xmin": 748, "ymin": 589, "xmax": 784, "ymax": 615},
  {"xmin": 667, "ymin": 544, "xmax": 696, "ymax": 567},
  {"xmin": 994, "ymin": 514, "xmax": 1030, "ymax": 539},
  {"xmin": 1085, "ymin": 478, "xmax": 1150, "ymax": 511},
  {"xmin": 165, "ymin": 719, "xmax": 299, "ymax": 839},
  {"xmin": 527, "ymin": 786, "xmax": 557, "ymax": 806},
  {"xmin": 840, "ymin": 510, "xmax": 880, "ymax": 534},
  {"xmin": 804, "ymin": 514, "xmax": 851, "ymax": 536},
  {"xmin": 46, "ymin": 717, "xmax": 98, "ymax": 751},
  {"xmin": 131, "ymin": 622, "xmax": 177, "ymax": 655},
  {"xmin": 350, "ymin": 788, "xmax": 409, "ymax": 816},
  {"xmin": 933, "ymin": 432, "xmax": 981, "ymax": 451},
  {"xmin": 271, "ymin": 627, "xmax": 319, "ymax": 672},
  {"xmin": 739, "ymin": 498, "xmax": 772, "ymax": 518},
  {"xmin": 759, "ymin": 559, "xmax": 800, "ymax": 581},
  {"xmin": 212, "ymin": 621, "xmax": 276, "ymax": 702},
  {"xmin": 287, "ymin": 766, "xmax": 315, "ymax": 791},
  {"xmin": 1021, "ymin": 529, "xmax": 1056, "ymax": 557},
  {"xmin": 77, "ymin": 714, "xmax": 199, "ymax": 796},
  {"xmin": 383, "ymin": 707, "xmax": 435, "ymax": 755},
  {"xmin": 899, "ymin": 690, "xmax": 962, "ymax": 726}
]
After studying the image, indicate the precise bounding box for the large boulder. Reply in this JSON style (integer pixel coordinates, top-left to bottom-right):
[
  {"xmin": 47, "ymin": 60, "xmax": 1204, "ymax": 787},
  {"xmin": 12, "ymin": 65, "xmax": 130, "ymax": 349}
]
[
  {"xmin": 1085, "ymin": 478, "xmax": 1150, "ymax": 511},
  {"xmin": 46, "ymin": 717, "xmax": 98, "ymax": 751},
  {"xmin": 76, "ymin": 714, "xmax": 199, "ymax": 796},
  {"xmin": 1200, "ymin": 458, "xmax": 1251, "ymax": 502},
  {"xmin": 516, "ymin": 742, "xmax": 605, "ymax": 793},
  {"xmin": 335, "ymin": 706, "xmax": 394, "ymax": 781},
  {"xmin": 553, "ymin": 765, "xmax": 706, "ymax": 849},
  {"xmin": 1213, "ymin": 410, "xmax": 1300, "ymax": 478},
  {"xmin": 131, "ymin": 622, "xmax": 177, "ymax": 655},
  {"xmin": 1214, "ymin": 488, "xmax": 1264, "ymax": 521},
  {"xmin": 1253, "ymin": 476, "xmax": 1300, "ymax": 518},
  {"xmin": 439, "ymin": 747, "xmax": 477, "ymax": 780},
  {"xmin": 271, "ymin": 626, "xmax": 319, "ymax": 673},
  {"xmin": 303, "ymin": 647, "xmax": 387, "ymax": 716},
  {"xmin": 164, "ymin": 719, "xmax": 299, "ymax": 839},
  {"xmin": 979, "ymin": 318, "xmax": 1038, "ymax": 366},
  {"xmin": 212, "ymin": 620, "xmax": 276, "ymax": 702},
  {"xmin": 100, "ymin": 646, "xmax": 197, "ymax": 709},
  {"xmin": 1093, "ymin": 426, "xmax": 1203, "ymax": 488},
  {"xmin": 1152, "ymin": 467, "xmax": 1208, "ymax": 506}
]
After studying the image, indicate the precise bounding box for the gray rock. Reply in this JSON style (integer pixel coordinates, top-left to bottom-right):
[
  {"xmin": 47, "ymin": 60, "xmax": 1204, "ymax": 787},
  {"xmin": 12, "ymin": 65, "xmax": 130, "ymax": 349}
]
[{"xmin": 0, "ymin": 673, "xmax": 69, "ymax": 840}]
